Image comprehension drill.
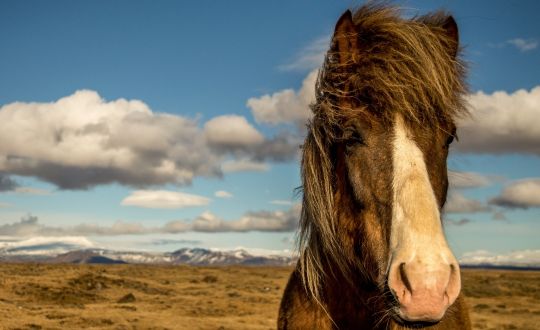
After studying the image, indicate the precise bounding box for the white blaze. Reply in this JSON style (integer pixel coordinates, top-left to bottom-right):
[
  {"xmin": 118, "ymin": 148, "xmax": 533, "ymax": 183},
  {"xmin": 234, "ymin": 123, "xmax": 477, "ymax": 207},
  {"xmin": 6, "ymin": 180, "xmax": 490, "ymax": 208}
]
[{"xmin": 390, "ymin": 113, "xmax": 454, "ymax": 269}]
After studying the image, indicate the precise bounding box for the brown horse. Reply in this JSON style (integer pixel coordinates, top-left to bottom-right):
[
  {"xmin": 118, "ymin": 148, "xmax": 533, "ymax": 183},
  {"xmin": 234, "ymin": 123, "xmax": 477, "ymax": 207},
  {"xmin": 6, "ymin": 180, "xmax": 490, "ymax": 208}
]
[{"xmin": 279, "ymin": 5, "xmax": 471, "ymax": 330}]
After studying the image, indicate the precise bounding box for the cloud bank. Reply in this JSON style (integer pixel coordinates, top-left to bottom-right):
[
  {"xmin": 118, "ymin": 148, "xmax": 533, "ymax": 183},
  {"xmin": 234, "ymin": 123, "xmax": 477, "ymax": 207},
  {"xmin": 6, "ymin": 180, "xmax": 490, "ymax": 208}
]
[
  {"xmin": 0, "ymin": 205, "xmax": 301, "ymax": 237},
  {"xmin": 444, "ymin": 218, "xmax": 471, "ymax": 226},
  {"xmin": 3, "ymin": 82, "xmax": 536, "ymax": 192},
  {"xmin": 489, "ymin": 178, "xmax": 540, "ymax": 209},
  {"xmin": 188, "ymin": 204, "xmax": 300, "ymax": 232},
  {"xmin": 0, "ymin": 236, "xmax": 94, "ymax": 255},
  {"xmin": 248, "ymin": 67, "xmax": 540, "ymax": 156},
  {"xmin": 0, "ymin": 90, "xmax": 300, "ymax": 190},
  {"xmin": 460, "ymin": 249, "xmax": 540, "ymax": 267}
]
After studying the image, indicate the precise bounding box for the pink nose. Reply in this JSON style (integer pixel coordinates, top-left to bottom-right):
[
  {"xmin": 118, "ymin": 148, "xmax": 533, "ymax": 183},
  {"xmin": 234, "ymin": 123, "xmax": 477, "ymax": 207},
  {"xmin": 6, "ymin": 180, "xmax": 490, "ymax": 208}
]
[{"xmin": 388, "ymin": 260, "xmax": 461, "ymax": 322}]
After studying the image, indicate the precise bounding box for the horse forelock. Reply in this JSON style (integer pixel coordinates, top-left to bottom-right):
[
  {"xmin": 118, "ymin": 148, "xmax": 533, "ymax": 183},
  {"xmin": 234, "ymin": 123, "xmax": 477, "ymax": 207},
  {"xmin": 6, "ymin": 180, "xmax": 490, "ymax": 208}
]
[
  {"xmin": 298, "ymin": 4, "xmax": 468, "ymax": 304},
  {"xmin": 315, "ymin": 4, "xmax": 468, "ymax": 127}
]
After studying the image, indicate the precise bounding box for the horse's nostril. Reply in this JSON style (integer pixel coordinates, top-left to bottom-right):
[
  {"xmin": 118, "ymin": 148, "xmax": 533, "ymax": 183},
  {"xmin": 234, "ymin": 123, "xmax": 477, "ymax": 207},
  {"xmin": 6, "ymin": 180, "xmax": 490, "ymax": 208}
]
[{"xmin": 398, "ymin": 262, "xmax": 412, "ymax": 293}]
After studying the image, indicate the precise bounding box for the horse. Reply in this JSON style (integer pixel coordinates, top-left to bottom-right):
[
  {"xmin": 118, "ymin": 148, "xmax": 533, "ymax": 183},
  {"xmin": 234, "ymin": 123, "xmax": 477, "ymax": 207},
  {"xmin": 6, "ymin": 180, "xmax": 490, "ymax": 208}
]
[{"xmin": 278, "ymin": 5, "xmax": 471, "ymax": 329}]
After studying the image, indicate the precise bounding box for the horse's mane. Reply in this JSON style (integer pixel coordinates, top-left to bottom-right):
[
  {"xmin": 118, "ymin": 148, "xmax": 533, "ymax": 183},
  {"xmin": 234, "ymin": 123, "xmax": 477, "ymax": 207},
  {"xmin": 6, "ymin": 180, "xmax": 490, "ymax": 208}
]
[{"xmin": 298, "ymin": 4, "xmax": 468, "ymax": 303}]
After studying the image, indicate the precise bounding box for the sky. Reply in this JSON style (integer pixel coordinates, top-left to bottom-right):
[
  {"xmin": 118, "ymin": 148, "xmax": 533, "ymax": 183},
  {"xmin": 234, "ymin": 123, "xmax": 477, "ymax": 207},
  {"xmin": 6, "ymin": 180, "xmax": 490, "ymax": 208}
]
[{"xmin": 0, "ymin": 0, "xmax": 539, "ymax": 262}]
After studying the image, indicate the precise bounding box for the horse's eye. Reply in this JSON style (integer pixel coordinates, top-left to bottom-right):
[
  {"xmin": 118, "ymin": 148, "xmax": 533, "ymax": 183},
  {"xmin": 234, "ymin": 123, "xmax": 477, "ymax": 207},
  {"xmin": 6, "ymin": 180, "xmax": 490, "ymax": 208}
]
[
  {"xmin": 345, "ymin": 131, "xmax": 364, "ymax": 147},
  {"xmin": 445, "ymin": 134, "xmax": 455, "ymax": 146}
]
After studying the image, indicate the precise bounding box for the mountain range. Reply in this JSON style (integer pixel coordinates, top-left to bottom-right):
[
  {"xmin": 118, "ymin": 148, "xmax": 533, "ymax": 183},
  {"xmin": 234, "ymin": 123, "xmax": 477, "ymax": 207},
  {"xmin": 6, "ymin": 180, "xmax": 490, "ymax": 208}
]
[
  {"xmin": 0, "ymin": 245, "xmax": 297, "ymax": 266},
  {"xmin": 0, "ymin": 237, "xmax": 538, "ymax": 269}
]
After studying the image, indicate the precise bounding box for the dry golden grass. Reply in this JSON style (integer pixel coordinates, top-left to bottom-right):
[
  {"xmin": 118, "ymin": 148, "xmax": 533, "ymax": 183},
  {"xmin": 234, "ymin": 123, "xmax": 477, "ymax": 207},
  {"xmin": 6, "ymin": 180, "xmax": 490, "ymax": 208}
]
[
  {"xmin": 0, "ymin": 264, "xmax": 538, "ymax": 329},
  {"xmin": 462, "ymin": 269, "xmax": 540, "ymax": 330}
]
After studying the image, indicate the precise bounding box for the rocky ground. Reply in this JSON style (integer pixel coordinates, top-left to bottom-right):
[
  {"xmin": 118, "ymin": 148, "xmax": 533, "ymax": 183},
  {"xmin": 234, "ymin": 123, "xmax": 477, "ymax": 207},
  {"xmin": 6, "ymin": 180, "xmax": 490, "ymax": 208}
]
[{"xmin": 0, "ymin": 264, "xmax": 537, "ymax": 329}]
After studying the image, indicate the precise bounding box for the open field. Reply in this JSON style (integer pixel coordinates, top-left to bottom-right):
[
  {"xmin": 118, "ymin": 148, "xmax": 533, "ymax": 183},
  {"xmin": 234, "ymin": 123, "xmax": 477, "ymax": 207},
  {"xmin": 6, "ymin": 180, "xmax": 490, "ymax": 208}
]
[{"xmin": 0, "ymin": 264, "xmax": 538, "ymax": 330}]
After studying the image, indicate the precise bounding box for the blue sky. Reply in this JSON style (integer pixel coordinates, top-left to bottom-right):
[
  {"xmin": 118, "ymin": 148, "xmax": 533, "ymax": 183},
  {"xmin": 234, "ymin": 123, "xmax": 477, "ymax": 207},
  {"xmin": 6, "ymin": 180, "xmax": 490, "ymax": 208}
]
[{"xmin": 0, "ymin": 1, "xmax": 539, "ymax": 262}]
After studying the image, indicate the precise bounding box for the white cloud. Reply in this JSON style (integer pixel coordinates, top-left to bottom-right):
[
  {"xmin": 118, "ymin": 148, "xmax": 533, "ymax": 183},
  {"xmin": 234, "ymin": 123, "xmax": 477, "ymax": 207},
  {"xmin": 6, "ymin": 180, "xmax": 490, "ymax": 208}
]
[
  {"xmin": 448, "ymin": 170, "xmax": 493, "ymax": 189},
  {"xmin": 0, "ymin": 204, "xmax": 301, "ymax": 237},
  {"xmin": 204, "ymin": 115, "xmax": 264, "ymax": 150},
  {"xmin": 150, "ymin": 238, "xmax": 201, "ymax": 246},
  {"xmin": 247, "ymin": 69, "xmax": 317, "ymax": 127},
  {"xmin": 0, "ymin": 90, "xmax": 301, "ymax": 189},
  {"xmin": 278, "ymin": 36, "xmax": 329, "ymax": 72},
  {"xmin": 253, "ymin": 133, "xmax": 303, "ymax": 162},
  {"xmin": 444, "ymin": 218, "xmax": 471, "ymax": 226},
  {"xmin": 457, "ymin": 86, "xmax": 540, "ymax": 155},
  {"xmin": 160, "ymin": 220, "xmax": 191, "ymax": 234},
  {"xmin": 507, "ymin": 38, "xmax": 538, "ymax": 52},
  {"xmin": 0, "ymin": 236, "xmax": 94, "ymax": 255},
  {"xmin": 221, "ymin": 159, "xmax": 269, "ymax": 173},
  {"xmin": 444, "ymin": 192, "xmax": 490, "ymax": 214},
  {"xmin": 203, "ymin": 115, "xmax": 299, "ymax": 162},
  {"xmin": 248, "ymin": 65, "xmax": 540, "ymax": 157},
  {"xmin": 121, "ymin": 190, "xmax": 210, "ymax": 209},
  {"xmin": 214, "ymin": 190, "xmax": 233, "ymax": 198},
  {"xmin": 270, "ymin": 200, "xmax": 293, "ymax": 206},
  {"xmin": 0, "ymin": 214, "xmax": 43, "ymax": 236},
  {"xmin": 0, "ymin": 90, "xmax": 220, "ymax": 188},
  {"xmin": 460, "ymin": 249, "xmax": 540, "ymax": 267},
  {"xmin": 0, "ymin": 214, "xmax": 153, "ymax": 237},
  {"xmin": 13, "ymin": 187, "xmax": 52, "ymax": 195},
  {"xmin": 190, "ymin": 204, "xmax": 301, "ymax": 232},
  {"xmin": 489, "ymin": 178, "xmax": 540, "ymax": 209},
  {"xmin": 73, "ymin": 221, "xmax": 150, "ymax": 235}
]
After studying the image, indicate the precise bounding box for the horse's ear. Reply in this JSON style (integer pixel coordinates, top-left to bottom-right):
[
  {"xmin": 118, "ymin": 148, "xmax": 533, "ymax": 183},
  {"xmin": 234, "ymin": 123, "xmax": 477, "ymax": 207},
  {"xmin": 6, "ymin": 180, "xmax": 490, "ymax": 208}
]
[
  {"xmin": 441, "ymin": 16, "xmax": 459, "ymax": 57},
  {"xmin": 332, "ymin": 10, "xmax": 358, "ymax": 64}
]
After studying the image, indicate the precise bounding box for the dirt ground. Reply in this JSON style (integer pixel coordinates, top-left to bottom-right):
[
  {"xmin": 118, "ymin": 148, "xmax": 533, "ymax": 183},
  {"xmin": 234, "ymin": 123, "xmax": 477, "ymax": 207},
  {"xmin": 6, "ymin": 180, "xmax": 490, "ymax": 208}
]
[{"xmin": 0, "ymin": 264, "xmax": 537, "ymax": 330}]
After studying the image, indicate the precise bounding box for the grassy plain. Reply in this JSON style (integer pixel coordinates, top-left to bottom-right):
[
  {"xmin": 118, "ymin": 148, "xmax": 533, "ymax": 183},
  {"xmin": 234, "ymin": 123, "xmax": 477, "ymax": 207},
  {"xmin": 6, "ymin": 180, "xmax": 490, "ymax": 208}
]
[{"xmin": 0, "ymin": 264, "xmax": 538, "ymax": 329}]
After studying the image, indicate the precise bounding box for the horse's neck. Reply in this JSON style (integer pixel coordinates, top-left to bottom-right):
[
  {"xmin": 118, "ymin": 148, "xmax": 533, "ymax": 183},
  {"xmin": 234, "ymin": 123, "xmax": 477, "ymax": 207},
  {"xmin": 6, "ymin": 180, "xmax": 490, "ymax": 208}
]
[
  {"xmin": 316, "ymin": 274, "xmax": 466, "ymax": 329},
  {"xmin": 322, "ymin": 273, "xmax": 387, "ymax": 328}
]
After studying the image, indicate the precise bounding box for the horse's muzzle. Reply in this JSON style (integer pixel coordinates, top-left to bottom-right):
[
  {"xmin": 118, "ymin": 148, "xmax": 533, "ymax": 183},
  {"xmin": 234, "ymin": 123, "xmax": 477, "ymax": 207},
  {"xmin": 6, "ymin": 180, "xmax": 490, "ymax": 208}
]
[{"xmin": 387, "ymin": 258, "xmax": 461, "ymax": 322}]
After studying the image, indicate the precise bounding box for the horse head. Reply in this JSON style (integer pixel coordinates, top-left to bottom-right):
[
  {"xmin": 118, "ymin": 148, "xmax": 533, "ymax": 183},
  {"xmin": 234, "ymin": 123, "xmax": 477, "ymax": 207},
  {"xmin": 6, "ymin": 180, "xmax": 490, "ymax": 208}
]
[{"xmin": 298, "ymin": 5, "xmax": 467, "ymax": 326}]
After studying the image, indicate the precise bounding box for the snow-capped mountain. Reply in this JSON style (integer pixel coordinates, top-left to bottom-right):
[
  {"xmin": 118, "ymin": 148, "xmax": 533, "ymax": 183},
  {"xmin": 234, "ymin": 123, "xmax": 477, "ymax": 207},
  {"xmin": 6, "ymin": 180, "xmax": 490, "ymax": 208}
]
[
  {"xmin": 166, "ymin": 248, "xmax": 294, "ymax": 266},
  {"xmin": 0, "ymin": 245, "xmax": 296, "ymax": 266},
  {"xmin": 103, "ymin": 247, "xmax": 296, "ymax": 266}
]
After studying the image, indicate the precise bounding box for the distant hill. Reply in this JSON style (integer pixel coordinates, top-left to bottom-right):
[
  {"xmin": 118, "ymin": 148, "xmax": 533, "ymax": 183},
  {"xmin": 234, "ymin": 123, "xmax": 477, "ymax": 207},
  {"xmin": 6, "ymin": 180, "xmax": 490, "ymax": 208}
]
[
  {"xmin": 50, "ymin": 250, "xmax": 126, "ymax": 264},
  {"xmin": 460, "ymin": 264, "xmax": 540, "ymax": 271}
]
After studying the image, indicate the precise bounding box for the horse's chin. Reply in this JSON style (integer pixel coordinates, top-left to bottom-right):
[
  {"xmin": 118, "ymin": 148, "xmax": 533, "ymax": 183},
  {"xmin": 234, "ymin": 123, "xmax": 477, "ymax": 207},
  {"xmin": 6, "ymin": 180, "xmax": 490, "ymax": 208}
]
[
  {"xmin": 391, "ymin": 315, "xmax": 441, "ymax": 328},
  {"xmin": 390, "ymin": 309, "xmax": 442, "ymax": 328}
]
